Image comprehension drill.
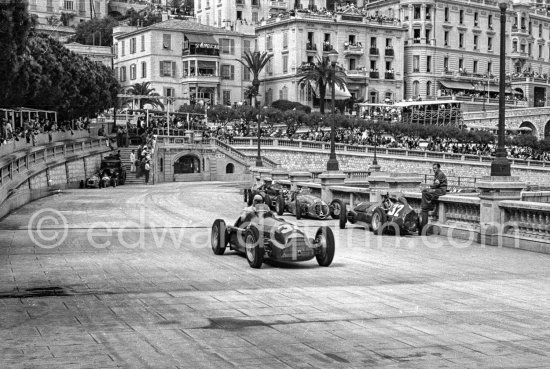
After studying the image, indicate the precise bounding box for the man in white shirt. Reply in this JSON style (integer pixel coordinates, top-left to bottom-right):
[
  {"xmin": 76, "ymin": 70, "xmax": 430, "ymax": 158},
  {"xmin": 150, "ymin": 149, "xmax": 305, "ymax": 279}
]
[{"xmin": 129, "ymin": 150, "xmax": 136, "ymax": 172}]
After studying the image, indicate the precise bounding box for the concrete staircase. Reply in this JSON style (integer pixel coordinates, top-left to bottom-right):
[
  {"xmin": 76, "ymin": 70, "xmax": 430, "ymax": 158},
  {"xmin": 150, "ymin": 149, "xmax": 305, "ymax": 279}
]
[{"xmin": 118, "ymin": 146, "xmax": 145, "ymax": 185}]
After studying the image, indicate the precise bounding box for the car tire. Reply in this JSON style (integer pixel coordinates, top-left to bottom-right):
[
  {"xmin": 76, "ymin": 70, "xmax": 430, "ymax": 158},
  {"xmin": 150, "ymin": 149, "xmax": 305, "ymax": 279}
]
[
  {"xmin": 295, "ymin": 199, "xmax": 302, "ymax": 220},
  {"xmin": 276, "ymin": 195, "xmax": 285, "ymax": 216},
  {"xmin": 243, "ymin": 188, "xmax": 248, "ymax": 203},
  {"xmin": 245, "ymin": 227, "xmax": 263, "ymax": 268},
  {"xmin": 315, "ymin": 226, "xmax": 335, "ymax": 267},
  {"xmin": 330, "ymin": 199, "xmax": 344, "ymax": 220},
  {"xmin": 370, "ymin": 208, "xmax": 386, "ymax": 233},
  {"xmin": 211, "ymin": 219, "xmax": 227, "ymax": 255}
]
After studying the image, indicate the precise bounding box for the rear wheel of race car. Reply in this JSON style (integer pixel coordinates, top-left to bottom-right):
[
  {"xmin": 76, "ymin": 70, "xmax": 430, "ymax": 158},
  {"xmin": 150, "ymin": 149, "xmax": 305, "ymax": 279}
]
[
  {"xmin": 315, "ymin": 226, "xmax": 335, "ymax": 267},
  {"xmin": 245, "ymin": 227, "xmax": 263, "ymax": 268},
  {"xmin": 211, "ymin": 219, "xmax": 227, "ymax": 255},
  {"xmin": 276, "ymin": 195, "xmax": 285, "ymax": 216},
  {"xmin": 330, "ymin": 199, "xmax": 344, "ymax": 219},
  {"xmin": 295, "ymin": 199, "xmax": 302, "ymax": 219},
  {"xmin": 370, "ymin": 208, "xmax": 386, "ymax": 234}
]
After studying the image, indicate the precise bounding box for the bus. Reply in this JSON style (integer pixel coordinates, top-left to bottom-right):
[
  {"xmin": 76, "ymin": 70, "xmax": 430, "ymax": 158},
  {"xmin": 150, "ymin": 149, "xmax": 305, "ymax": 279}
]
[{"xmin": 357, "ymin": 100, "xmax": 463, "ymax": 126}]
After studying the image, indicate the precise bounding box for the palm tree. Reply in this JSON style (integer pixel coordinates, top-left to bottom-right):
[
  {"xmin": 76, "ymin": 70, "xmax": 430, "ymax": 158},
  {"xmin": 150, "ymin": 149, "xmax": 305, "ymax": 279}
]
[
  {"xmin": 237, "ymin": 51, "xmax": 273, "ymax": 166},
  {"xmin": 297, "ymin": 56, "xmax": 347, "ymax": 114},
  {"xmin": 125, "ymin": 82, "xmax": 164, "ymax": 110},
  {"xmin": 243, "ymin": 85, "xmax": 257, "ymax": 106}
]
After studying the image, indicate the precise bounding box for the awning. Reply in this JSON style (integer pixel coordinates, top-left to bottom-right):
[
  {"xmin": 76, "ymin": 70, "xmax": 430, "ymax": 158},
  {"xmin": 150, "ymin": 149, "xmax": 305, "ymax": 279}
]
[
  {"xmin": 185, "ymin": 33, "xmax": 218, "ymax": 46},
  {"xmin": 308, "ymin": 81, "xmax": 352, "ymax": 100},
  {"xmin": 440, "ymin": 80, "xmax": 476, "ymax": 90}
]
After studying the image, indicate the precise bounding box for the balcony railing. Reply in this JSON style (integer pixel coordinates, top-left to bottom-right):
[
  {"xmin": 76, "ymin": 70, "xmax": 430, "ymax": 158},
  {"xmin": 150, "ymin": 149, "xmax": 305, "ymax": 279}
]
[
  {"xmin": 269, "ymin": 0, "xmax": 287, "ymax": 9},
  {"xmin": 306, "ymin": 43, "xmax": 317, "ymax": 52},
  {"xmin": 369, "ymin": 47, "xmax": 379, "ymax": 55},
  {"xmin": 322, "ymin": 43, "xmax": 334, "ymax": 52},
  {"xmin": 369, "ymin": 71, "xmax": 379, "ymax": 78},
  {"xmin": 343, "ymin": 44, "xmax": 364, "ymax": 55},
  {"xmin": 182, "ymin": 48, "xmax": 220, "ymax": 56},
  {"xmin": 385, "ymin": 72, "xmax": 395, "ymax": 80},
  {"xmin": 385, "ymin": 48, "xmax": 394, "ymax": 56},
  {"xmin": 346, "ymin": 69, "xmax": 367, "ymax": 77}
]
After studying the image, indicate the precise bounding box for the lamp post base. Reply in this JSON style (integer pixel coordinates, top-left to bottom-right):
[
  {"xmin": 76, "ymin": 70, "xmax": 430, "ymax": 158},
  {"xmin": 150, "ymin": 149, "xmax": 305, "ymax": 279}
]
[
  {"xmin": 490, "ymin": 156, "xmax": 511, "ymax": 177},
  {"xmin": 326, "ymin": 157, "xmax": 339, "ymax": 172}
]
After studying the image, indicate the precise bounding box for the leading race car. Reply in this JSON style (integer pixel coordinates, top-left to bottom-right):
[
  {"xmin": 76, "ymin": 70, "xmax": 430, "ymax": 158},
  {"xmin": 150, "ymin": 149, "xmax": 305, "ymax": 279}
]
[
  {"xmin": 274, "ymin": 188, "xmax": 345, "ymax": 220},
  {"xmin": 339, "ymin": 192, "xmax": 422, "ymax": 235},
  {"xmin": 211, "ymin": 204, "xmax": 335, "ymax": 268}
]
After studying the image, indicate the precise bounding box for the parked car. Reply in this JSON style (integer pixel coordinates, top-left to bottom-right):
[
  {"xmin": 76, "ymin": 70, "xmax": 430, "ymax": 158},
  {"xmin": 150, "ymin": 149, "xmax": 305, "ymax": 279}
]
[
  {"xmin": 339, "ymin": 192, "xmax": 421, "ymax": 235},
  {"xmin": 86, "ymin": 155, "xmax": 126, "ymax": 188},
  {"xmin": 211, "ymin": 204, "xmax": 335, "ymax": 268},
  {"xmin": 274, "ymin": 188, "xmax": 344, "ymax": 220}
]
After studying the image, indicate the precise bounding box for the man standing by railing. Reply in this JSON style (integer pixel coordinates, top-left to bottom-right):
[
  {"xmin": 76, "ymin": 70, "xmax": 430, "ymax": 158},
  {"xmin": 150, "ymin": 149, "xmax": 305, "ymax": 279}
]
[{"xmin": 420, "ymin": 163, "xmax": 447, "ymax": 231}]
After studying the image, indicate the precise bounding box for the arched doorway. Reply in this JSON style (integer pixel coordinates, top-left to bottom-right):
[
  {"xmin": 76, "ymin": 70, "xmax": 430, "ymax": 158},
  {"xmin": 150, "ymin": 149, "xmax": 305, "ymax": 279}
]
[
  {"xmin": 174, "ymin": 155, "xmax": 201, "ymax": 174},
  {"xmin": 545, "ymin": 121, "xmax": 550, "ymax": 138},
  {"xmin": 519, "ymin": 121, "xmax": 537, "ymax": 137},
  {"xmin": 226, "ymin": 163, "xmax": 234, "ymax": 174}
]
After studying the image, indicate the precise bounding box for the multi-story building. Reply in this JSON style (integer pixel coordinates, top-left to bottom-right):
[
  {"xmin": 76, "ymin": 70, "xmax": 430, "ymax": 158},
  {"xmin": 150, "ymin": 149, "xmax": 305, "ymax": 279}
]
[
  {"xmin": 113, "ymin": 19, "xmax": 255, "ymax": 109},
  {"xmin": 254, "ymin": 8, "xmax": 405, "ymax": 107},
  {"xmin": 367, "ymin": 0, "xmax": 550, "ymax": 109},
  {"xmin": 28, "ymin": 0, "xmax": 110, "ymax": 26},
  {"xmin": 65, "ymin": 42, "xmax": 114, "ymax": 68}
]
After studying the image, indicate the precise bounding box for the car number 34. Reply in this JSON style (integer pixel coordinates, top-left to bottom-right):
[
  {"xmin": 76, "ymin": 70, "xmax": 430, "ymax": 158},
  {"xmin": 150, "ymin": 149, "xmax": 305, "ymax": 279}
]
[{"xmin": 387, "ymin": 204, "xmax": 404, "ymax": 217}]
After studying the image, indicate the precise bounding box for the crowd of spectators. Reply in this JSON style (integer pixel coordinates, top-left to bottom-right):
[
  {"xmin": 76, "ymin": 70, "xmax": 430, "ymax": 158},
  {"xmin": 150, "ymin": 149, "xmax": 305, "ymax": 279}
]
[
  {"xmin": 206, "ymin": 123, "xmax": 550, "ymax": 162},
  {"xmin": 1, "ymin": 117, "xmax": 89, "ymax": 148}
]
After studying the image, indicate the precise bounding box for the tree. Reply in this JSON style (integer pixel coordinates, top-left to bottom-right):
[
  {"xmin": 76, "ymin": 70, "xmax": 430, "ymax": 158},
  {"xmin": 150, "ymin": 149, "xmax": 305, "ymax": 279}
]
[
  {"xmin": 243, "ymin": 85, "xmax": 257, "ymax": 106},
  {"xmin": 237, "ymin": 51, "xmax": 273, "ymax": 108},
  {"xmin": 124, "ymin": 82, "xmax": 164, "ymax": 110},
  {"xmin": 296, "ymin": 56, "xmax": 346, "ymax": 114},
  {"xmin": 71, "ymin": 16, "xmax": 119, "ymax": 46}
]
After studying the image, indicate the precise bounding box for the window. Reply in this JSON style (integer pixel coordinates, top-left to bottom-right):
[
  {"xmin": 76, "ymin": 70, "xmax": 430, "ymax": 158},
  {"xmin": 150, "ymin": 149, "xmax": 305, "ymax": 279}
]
[
  {"xmin": 267, "ymin": 59, "xmax": 273, "ymax": 74},
  {"xmin": 141, "ymin": 61, "xmax": 147, "ymax": 78},
  {"xmin": 459, "ymin": 34, "xmax": 464, "ymax": 48},
  {"xmin": 370, "ymin": 60, "xmax": 377, "ymax": 70},
  {"xmin": 413, "ymin": 55, "xmax": 419, "ymax": 72},
  {"xmin": 114, "ymin": 43, "xmax": 118, "ymax": 57},
  {"xmin": 164, "ymin": 87, "xmax": 175, "ymax": 98},
  {"xmin": 120, "ymin": 66, "xmax": 127, "ymax": 81},
  {"xmin": 121, "ymin": 40, "xmax": 125, "ymax": 56},
  {"xmin": 474, "ymin": 12, "xmax": 478, "ymax": 27},
  {"xmin": 252, "ymin": 12, "xmax": 258, "ymax": 23},
  {"xmin": 370, "ymin": 37, "xmax": 376, "ymax": 48},
  {"xmin": 413, "ymin": 5, "xmax": 421, "ymax": 19},
  {"xmin": 280, "ymin": 86, "xmax": 288, "ymax": 100},
  {"xmin": 426, "ymin": 56, "xmax": 431, "ymax": 73},
  {"xmin": 206, "ymin": 14, "xmax": 209, "ymax": 25},
  {"xmin": 413, "ymin": 29, "xmax": 420, "ymax": 43},
  {"xmin": 130, "ymin": 64, "xmax": 136, "ymax": 80},
  {"xmin": 114, "ymin": 67, "xmax": 118, "ymax": 80},
  {"xmin": 237, "ymin": 11, "xmax": 242, "ymax": 20},
  {"xmin": 64, "ymin": 0, "xmax": 74, "ymax": 10},
  {"xmin": 426, "ymin": 81, "xmax": 432, "ymax": 97},
  {"xmin": 385, "ymin": 38, "xmax": 392, "ymax": 47},
  {"xmin": 266, "ymin": 35, "xmax": 273, "ymax": 50},
  {"xmin": 473, "ymin": 60, "xmax": 478, "ymax": 74},
  {"xmin": 444, "ymin": 7, "xmax": 449, "ymax": 22},
  {"xmin": 223, "ymin": 90, "xmax": 231, "ymax": 105},
  {"xmin": 540, "ymin": 44, "xmax": 543, "ymax": 59},
  {"xmin": 488, "ymin": 37, "xmax": 493, "ymax": 51},
  {"xmin": 283, "ymin": 54, "xmax": 288, "ymax": 73},
  {"xmin": 283, "ymin": 32, "xmax": 288, "ymax": 49},
  {"xmin": 459, "ymin": 10, "xmax": 464, "ymax": 24},
  {"xmin": 529, "ymin": 43, "xmax": 532, "ymax": 56},
  {"xmin": 130, "ymin": 38, "xmax": 136, "ymax": 54},
  {"xmin": 444, "ymin": 31, "xmax": 449, "ymax": 46},
  {"xmin": 163, "ymin": 34, "xmax": 171, "ymax": 49},
  {"xmin": 488, "ymin": 14, "xmax": 493, "ymax": 29},
  {"xmin": 242, "ymin": 65, "xmax": 250, "ymax": 81},
  {"xmin": 243, "ymin": 40, "xmax": 251, "ymax": 54},
  {"xmin": 220, "ymin": 38, "xmax": 235, "ymax": 54},
  {"xmin": 473, "ymin": 35, "xmax": 478, "ymax": 50},
  {"xmin": 221, "ymin": 64, "xmax": 235, "ymax": 80},
  {"xmin": 444, "ymin": 57, "xmax": 449, "ymax": 71},
  {"xmin": 141, "ymin": 35, "xmax": 145, "ymax": 51},
  {"xmin": 218, "ymin": 10, "xmax": 221, "ymax": 27},
  {"xmin": 160, "ymin": 61, "xmax": 176, "ymax": 77},
  {"xmin": 413, "ymin": 81, "xmax": 419, "ymax": 96},
  {"xmin": 425, "ymin": 29, "xmax": 431, "ymax": 42},
  {"xmin": 30, "ymin": 0, "xmax": 36, "ymax": 10},
  {"xmin": 47, "ymin": 0, "xmax": 53, "ymax": 11},
  {"xmin": 487, "ymin": 62, "xmax": 492, "ymax": 74},
  {"xmin": 458, "ymin": 58, "xmax": 464, "ymax": 70}
]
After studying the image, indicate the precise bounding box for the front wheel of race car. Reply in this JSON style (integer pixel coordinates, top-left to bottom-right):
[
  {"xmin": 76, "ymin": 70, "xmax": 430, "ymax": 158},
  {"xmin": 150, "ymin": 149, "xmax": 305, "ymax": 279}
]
[
  {"xmin": 370, "ymin": 208, "xmax": 386, "ymax": 234},
  {"xmin": 211, "ymin": 219, "xmax": 227, "ymax": 255},
  {"xmin": 315, "ymin": 226, "xmax": 335, "ymax": 267},
  {"xmin": 295, "ymin": 199, "xmax": 302, "ymax": 220},
  {"xmin": 276, "ymin": 195, "xmax": 285, "ymax": 216},
  {"xmin": 245, "ymin": 227, "xmax": 263, "ymax": 268}
]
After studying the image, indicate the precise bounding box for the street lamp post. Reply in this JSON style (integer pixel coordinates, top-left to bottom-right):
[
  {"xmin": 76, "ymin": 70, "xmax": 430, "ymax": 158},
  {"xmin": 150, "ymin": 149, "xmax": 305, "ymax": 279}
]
[
  {"xmin": 326, "ymin": 50, "xmax": 339, "ymax": 171},
  {"xmin": 256, "ymin": 112, "xmax": 263, "ymax": 167},
  {"xmin": 491, "ymin": 0, "xmax": 511, "ymax": 176}
]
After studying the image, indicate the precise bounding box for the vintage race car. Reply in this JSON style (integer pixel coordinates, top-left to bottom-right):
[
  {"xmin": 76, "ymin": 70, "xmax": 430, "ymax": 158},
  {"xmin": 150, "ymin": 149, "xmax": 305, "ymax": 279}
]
[
  {"xmin": 339, "ymin": 193, "xmax": 421, "ymax": 235},
  {"xmin": 211, "ymin": 204, "xmax": 335, "ymax": 268},
  {"xmin": 274, "ymin": 188, "xmax": 345, "ymax": 220},
  {"xmin": 244, "ymin": 181, "xmax": 285, "ymax": 211},
  {"xmin": 85, "ymin": 156, "xmax": 126, "ymax": 188}
]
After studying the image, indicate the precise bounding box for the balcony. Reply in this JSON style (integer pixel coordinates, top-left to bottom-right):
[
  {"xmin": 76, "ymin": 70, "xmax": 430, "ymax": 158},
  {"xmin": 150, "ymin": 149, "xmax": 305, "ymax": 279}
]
[
  {"xmin": 385, "ymin": 48, "xmax": 394, "ymax": 57},
  {"xmin": 369, "ymin": 71, "xmax": 379, "ymax": 78},
  {"xmin": 306, "ymin": 43, "xmax": 317, "ymax": 53},
  {"xmin": 182, "ymin": 47, "xmax": 220, "ymax": 57},
  {"xmin": 345, "ymin": 69, "xmax": 367, "ymax": 78},
  {"xmin": 510, "ymin": 50, "xmax": 529, "ymax": 60},
  {"xmin": 322, "ymin": 43, "xmax": 334, "ymax": 52},
  {"xmin": 369, "ymin": 47, "xmax": 379, "ymax": 55},
  {"xmin": 343, "ymin": 44, "xmax": 364, "ymax": 56},
  {"xmin": 299, "ymin": 62, "xmax": 315, "ymax": 71},
  {"xmin": 182, "ymin": 73, "xmax": 220, "ymax": 85},
  {"xmin": 511, "ymin": 25, "xmax": 530, "ymax": 36},
  {"xmin": 269, "ymin": 0, "xmax": 287, "ymax": 9},
  {"xmin": 385, "ymin": 72, "xmax": 395, "ymax": 80},
  {"xmin": 236, "ymin": 0, "xmax": 244, "ymax": 5}
]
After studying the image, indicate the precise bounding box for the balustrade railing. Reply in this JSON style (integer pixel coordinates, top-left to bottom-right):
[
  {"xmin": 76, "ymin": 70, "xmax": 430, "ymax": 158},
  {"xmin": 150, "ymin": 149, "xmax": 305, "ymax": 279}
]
[{"xmin": 500, "ymin": 201, "xmax": 550, "ymax": 240}]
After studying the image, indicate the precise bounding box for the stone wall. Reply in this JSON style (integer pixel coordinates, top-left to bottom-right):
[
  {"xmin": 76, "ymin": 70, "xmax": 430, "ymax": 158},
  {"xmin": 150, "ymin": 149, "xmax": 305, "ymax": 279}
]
[{"xmin": 241, "ymin": 148, "xmax": 550, "ymax": 186}]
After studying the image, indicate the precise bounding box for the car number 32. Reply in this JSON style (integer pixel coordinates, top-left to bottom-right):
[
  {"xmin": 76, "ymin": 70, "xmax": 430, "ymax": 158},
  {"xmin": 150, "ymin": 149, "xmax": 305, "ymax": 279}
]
[{"xmin": 387, "ymin": 204, "xmax": 404, "ymax": 217}]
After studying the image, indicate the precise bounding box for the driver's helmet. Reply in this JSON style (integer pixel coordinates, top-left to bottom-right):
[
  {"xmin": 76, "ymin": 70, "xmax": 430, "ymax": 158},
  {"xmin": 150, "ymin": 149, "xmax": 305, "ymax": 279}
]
[{"xmin": 252, "ymin": 194, "xmax": 264, "ymax": 205}]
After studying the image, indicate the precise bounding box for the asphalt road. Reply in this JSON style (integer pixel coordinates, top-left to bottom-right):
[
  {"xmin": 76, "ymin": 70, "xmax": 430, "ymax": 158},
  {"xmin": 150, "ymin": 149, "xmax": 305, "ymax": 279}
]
[{"xmin": 1, "ymin": 182, "xmax": 550, "ymax": 368}]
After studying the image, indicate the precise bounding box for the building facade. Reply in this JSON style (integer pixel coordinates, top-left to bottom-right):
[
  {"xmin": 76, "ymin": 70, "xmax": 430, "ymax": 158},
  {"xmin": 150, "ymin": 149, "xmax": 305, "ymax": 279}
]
[
  {"xmin": 367, "ymin": 0, "xmax": 550, "ymax": 109},
  {"xmin": 64, "ymin": 42, "xmax": 114, "ymax": 68},
  {"xmin": 113, "ymin": 19, "xmax": 256, "ymax": 109},
  {"xmin": 254, "ymin": 8, "xmax": 405, "ymax": 107},
  {"xmin": 28, "ymin": 0, "xmax": 110, "ymax": 26}
]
